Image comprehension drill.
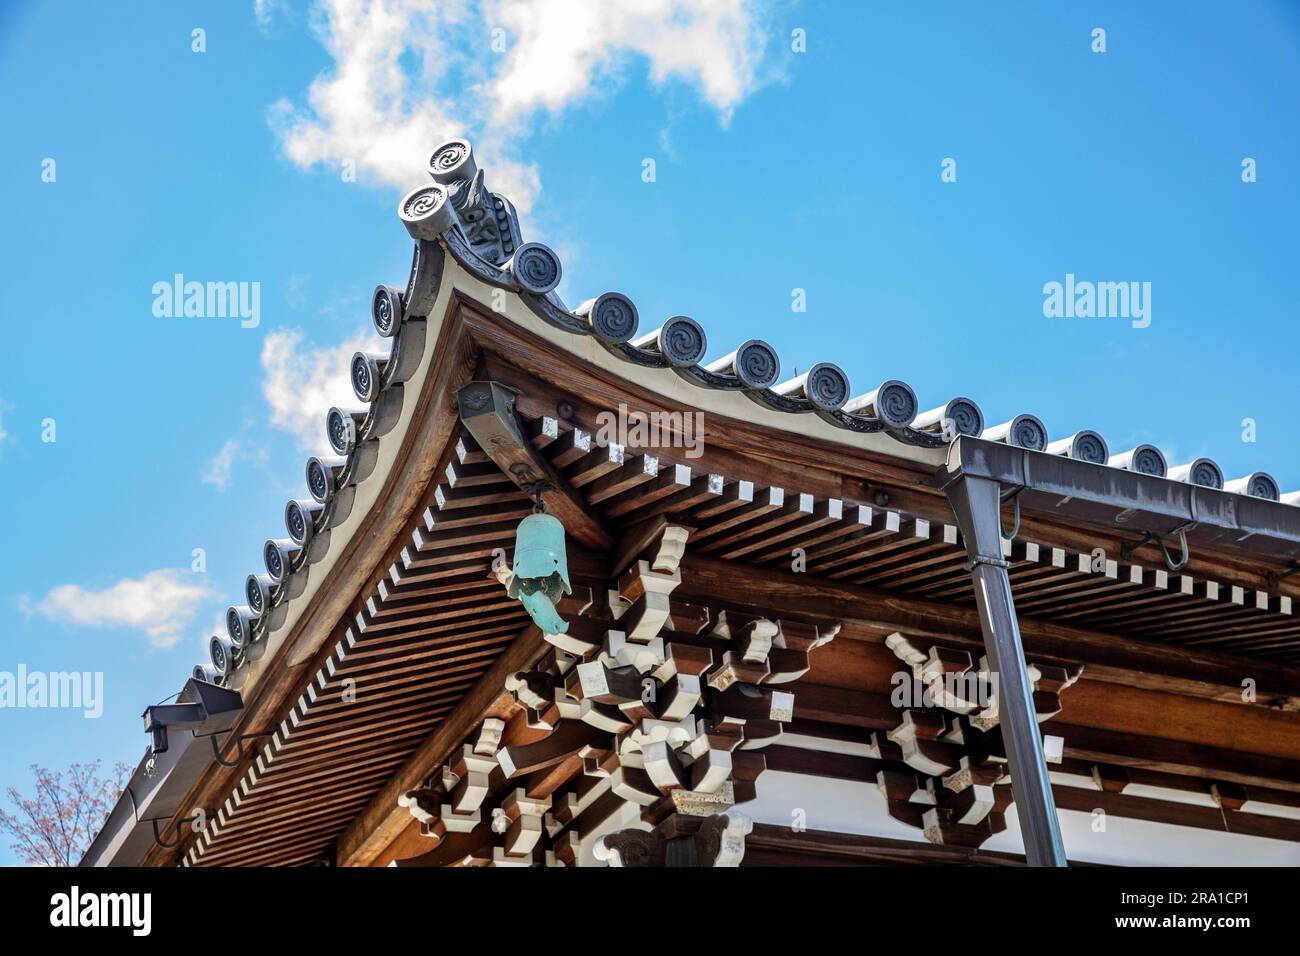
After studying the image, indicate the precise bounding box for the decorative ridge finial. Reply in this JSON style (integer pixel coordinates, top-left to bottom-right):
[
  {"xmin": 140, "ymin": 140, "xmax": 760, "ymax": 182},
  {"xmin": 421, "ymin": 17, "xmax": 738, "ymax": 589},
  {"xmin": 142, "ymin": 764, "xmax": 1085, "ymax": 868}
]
[{"xmin": 399, "ymin": 138, "xmax": 524, "ymax": 268}]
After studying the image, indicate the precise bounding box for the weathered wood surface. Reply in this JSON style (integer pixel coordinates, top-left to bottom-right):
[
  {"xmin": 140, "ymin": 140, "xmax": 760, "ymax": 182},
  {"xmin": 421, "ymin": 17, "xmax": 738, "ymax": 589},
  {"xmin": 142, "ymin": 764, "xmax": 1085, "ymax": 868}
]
[
  {"xmin": 678, "ymin": 554, "xmax": 1300, "ymax": 709},
  {"xmin": 146, "ymin": 305, "xmax": 479, "ymax": 868}
]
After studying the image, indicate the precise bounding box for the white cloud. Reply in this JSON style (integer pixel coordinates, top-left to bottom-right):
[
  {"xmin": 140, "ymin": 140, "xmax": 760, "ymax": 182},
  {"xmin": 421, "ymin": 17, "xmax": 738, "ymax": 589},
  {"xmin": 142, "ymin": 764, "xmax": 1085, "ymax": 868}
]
[
  {"xmin": 267, "ymin": 0, "xmax": 772, "ymax": 201},
  {"xmin": 0, "ymin": 398, "xmax": 16, "ymax": 445},
  {"xmin": 31, "ymin": 570, "xmax": 216, "ymax": 650},
  {"xmin": 198, "ymin": 612, "xmax": 229, "ymax": 661},
  {"xmin": 202, "ymin": 439, "xmax": 241, "ymax": 491},
  {"xmin": 287, "ymin": 273, "xmax": 308, "ymax": 310},
  {"xmin": 254, "ymin": 0, "xmax": 288, "ymax": 30},
  {"xmin": 268, "ymin": 0, "xmax": 532, "ymax": 200},
  {"xmin": 261, "ymin": 327, "xmax": 382, "ymax": 451},
  {"xmin": 487, "ymin": 0, "xmax": 767, "ymax": 123}
]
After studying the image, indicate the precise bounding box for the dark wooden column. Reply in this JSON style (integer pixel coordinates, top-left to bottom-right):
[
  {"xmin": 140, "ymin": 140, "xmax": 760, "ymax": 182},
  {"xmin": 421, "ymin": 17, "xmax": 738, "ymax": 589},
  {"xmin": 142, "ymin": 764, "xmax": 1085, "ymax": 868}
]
[{"xmin": 945, "ymin": 473, "xmax": 1067, "ymax": 867}]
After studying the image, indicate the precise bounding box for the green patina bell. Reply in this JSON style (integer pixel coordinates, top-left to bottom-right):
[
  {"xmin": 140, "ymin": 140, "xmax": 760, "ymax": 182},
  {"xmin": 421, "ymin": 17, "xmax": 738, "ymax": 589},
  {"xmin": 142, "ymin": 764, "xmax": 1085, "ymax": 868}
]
[{"xmin": 508, "ymin": 511, "xmax": 572, "ymax": 635}]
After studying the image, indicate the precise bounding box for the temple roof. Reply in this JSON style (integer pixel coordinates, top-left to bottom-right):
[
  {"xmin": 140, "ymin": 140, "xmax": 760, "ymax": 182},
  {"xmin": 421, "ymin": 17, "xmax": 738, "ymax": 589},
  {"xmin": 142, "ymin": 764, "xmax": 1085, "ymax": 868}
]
[
  {"xmin": 199, "ymin": 136, "xmax": 1298, "ymax": 693},
  {"xmin": 85, "ymin": 138, "xmax": 1300, "ymax": 868}
]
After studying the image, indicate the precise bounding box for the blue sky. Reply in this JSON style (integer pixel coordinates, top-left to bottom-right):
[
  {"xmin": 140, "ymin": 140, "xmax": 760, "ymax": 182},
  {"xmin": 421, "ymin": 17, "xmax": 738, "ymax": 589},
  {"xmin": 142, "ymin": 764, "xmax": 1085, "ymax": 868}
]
[{"xmin": 1, "ymin": 1, "xmax": 1297, "ymax": 863}]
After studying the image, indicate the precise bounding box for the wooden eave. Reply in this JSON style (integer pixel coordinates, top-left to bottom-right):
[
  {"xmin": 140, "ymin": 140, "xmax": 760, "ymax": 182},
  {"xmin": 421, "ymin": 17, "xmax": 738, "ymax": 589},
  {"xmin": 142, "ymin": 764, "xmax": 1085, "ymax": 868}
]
[
  {"xmin": 349, "ymin": 292, "xmax": 1300, "ymax": 862},
  {"xmin": 145, "ymin": 256, "xmax": 1300, "ymax": 868}
]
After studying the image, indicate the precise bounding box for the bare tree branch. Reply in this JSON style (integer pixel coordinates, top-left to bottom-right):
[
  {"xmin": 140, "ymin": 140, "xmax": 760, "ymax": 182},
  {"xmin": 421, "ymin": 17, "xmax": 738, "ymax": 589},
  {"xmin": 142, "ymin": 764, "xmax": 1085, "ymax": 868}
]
[{"xmin": 0, "ymin": 760, "xmax": 128, "ymax": 866}]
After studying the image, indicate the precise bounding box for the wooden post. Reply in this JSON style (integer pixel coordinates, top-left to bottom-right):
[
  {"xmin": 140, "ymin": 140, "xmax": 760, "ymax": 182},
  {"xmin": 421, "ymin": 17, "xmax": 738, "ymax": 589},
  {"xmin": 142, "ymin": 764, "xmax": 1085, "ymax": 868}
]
[{"xmin": 945, "ymin": 473, "xmax": 1067, "ymax": 867}]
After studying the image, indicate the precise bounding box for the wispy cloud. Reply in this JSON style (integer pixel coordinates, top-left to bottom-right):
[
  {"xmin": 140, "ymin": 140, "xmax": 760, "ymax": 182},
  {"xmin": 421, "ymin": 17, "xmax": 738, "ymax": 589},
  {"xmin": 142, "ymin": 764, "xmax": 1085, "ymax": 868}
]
[
  {"xmin": 254, "ymin": 0, "xmax": 288, "ymax": 30},
  {"xmin": 28, "ymin": 570, "xmax": 216, "ymax": 650},
  {"xmin": 197, "ymin": 612, "xmax": 229, "ymax": 661},
  {"xmin": 201, "ymin": 439, "xmax": 241, "ymax": 492},
  {"xmin": 261, "ymin": 327, "xmax": 382, "ymax": 451},
  {"xmin": 266, "ymin": 0, "xmax": 774, "ymax": 203},
  {"xmin": 287, "ymin": 273, "xmax": 308, "ymax": 310}
]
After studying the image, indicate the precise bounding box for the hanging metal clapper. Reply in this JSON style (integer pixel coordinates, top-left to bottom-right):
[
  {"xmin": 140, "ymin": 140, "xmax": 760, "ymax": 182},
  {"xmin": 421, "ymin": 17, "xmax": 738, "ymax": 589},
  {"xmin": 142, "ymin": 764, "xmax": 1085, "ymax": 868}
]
[
  {"xmin": 1121, "ymin": 521, "xmax": 1195, "ymax": 572},
  {"xmin": 210, "ymin": 730, "xmax": 273, "ymax": 768}
]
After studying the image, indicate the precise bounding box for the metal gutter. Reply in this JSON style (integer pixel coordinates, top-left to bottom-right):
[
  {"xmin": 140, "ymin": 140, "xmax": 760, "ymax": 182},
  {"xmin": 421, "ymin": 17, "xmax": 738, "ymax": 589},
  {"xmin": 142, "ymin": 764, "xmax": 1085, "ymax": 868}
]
[
  {"xmin": 80, "ymin": 680, "xmax": 243, "ymax": 867},
  {"xmin": 945, "ymin": 437, "xmax": 1300, "ymax": 562}
]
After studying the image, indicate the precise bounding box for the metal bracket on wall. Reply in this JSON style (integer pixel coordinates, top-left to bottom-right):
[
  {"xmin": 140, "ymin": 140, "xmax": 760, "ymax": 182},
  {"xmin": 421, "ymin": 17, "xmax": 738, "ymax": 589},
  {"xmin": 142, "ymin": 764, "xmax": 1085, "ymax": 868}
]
[
  {"xmin": 999, "ymin": 486, "xmax": 1025, "ymax": 542},
  {"xmin": 1120, "ymin": 521, "xmax": 1196, "ymax": 572},
  {"xmin": 151, "ymin": 815, "xmax": 186, "ymax": 849},
  {"xmin": 209, "ymin": 730, "xmax": 273, "ymax": 768},
  {"xmin": 513, "ymin": 471, "xmax": 554, "ymax": 513},
  {"xmin": 1267, "ymin": 561, "xmax": 1300, "ymax": 590}
]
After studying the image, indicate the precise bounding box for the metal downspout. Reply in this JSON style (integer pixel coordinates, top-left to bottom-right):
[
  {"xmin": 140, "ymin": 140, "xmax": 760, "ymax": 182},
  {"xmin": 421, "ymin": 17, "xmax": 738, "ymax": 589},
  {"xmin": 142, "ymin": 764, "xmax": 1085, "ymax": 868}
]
[{"xmin": 945, "ymin": 471, "xmax": 1067, "ymax": 867}]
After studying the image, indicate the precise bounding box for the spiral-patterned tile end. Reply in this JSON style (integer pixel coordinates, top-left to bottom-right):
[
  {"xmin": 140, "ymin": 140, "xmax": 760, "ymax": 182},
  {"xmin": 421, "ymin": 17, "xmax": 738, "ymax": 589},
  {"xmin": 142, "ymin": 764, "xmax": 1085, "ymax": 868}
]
[
  {"xmin": 946, "ymin": 397, "xmax": 983, "ymax": 437},
  {"xmin": 1009, "ymin": 414, "xmax": 1049, "ymax": 451},
  {"xmin": 245, "ymin": 574, "xmax": 266, "ymax": 615},
  {"xmin": 587, "ymin": 293, "xmax": 639, "ymax": 344},
  {"xmin": 307, "ymin": 457, "xmax": 333, "ymax": 503},
  {"xmin": 1130, "ymin": 444, "xmax": 1167, "ymax": 477},
  {"xmin": 1247, "ymin": 472, "xmax": 1280, "ymax": 500},
  {"xmin": 1188, "ymin": 458, "xmax": 1224, "ymax": 490},
  {"xmin": 372, "ymin": 285, "xmax": 403, "ymax": 338},
  {"xmin": 264, "ymin": 539, "xmax": 285, "ymax": 582},
  {"xmin": 351, "ymin": 352, "xmax": 380, "ymax": 403},
  {"xmin": 209, "ymin": 636, "xmax": 229, "ymax": 676},
  {"xmin": 398, "ymin": 184, "xmax": 453, "ymax": 241},
  {"xmin": 226, "ymin": 607, "xmax": 247, "ymax": 648},
  {"xmin": 327, "ymin": 407, "xmax": 357, "ymax": 456},
  {"xmin": 428, "ymin": 139, "xmax": 476, "ymax": 184},
  {"xmin": 1073, "ymin": 430, "xmax": 1109, "ymax": 465},
  {"xmin": 659, "ymin": 316, "xmax": 707, "ymax": 366},
  {"xmin": 874, "ymin": 379, "xmax": 918, "ymax": 427},
  {"xmin": 285, "ymin": 500, "xmax": 313, "ymax": 545},
  {"xmin": 509, "ymin": 242, "xmax": 562, "ymax": 295},
  {"xmin": 734, "ymin": 339, "xmax": 780, "ymax": 390},
  {"xmin": 805, "ymin": 363, "xmax": 851, "ymax": 412}
]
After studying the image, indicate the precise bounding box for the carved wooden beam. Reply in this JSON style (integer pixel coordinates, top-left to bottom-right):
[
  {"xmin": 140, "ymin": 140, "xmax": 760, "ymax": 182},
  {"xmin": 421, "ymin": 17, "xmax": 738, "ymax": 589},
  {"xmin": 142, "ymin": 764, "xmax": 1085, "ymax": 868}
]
[
  {"xmin": 594, "ymin": 811, "xmax": 753, "ymax": 867},
  {"xmin": 457, "ymin": 380, "xmax": 614, "ymax": 550},
  {"xmin": 1092, "ymin": 763, "xmax": 1131, "ymax": 793},
  {"xmin": 395, "ymin": 718, "xmax": 510, "ymax": 856},
  {"xmin": 1211, "ymin": 781, "xmax": 1249, "ymax": 811},
  {"xmin": 392, "ymin": 521, "xmax": 839, "ymax": 867},
  {"xmin": 869, "ymin": 633, "xmax": 1082, "ymax": 850},
  {"xmin": 497, "ymin": 718, "xmax": 612, "ymax": 778},
  {"xmin": 886, "ymin": 631, "xmax": 1082, "ymax": 729}
]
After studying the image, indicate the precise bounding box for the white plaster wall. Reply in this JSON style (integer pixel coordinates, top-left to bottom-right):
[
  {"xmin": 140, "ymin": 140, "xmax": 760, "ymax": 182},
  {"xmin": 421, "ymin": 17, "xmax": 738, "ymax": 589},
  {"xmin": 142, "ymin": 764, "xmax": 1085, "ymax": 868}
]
[{"xmin": 742, "ymin": 770, "xmax": 1300, "ymax": 866}]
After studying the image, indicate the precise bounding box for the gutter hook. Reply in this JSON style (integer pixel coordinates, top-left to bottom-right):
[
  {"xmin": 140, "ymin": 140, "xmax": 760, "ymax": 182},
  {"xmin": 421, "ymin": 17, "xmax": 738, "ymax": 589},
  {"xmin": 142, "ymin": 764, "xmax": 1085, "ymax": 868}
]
[
  {"xmin": 999, "ymin": 486, "xmax": 1023, "ymax": 542},
  {"xmin": 1122, "ymin": 523, "xmax": 1194, "ymax": 572}
]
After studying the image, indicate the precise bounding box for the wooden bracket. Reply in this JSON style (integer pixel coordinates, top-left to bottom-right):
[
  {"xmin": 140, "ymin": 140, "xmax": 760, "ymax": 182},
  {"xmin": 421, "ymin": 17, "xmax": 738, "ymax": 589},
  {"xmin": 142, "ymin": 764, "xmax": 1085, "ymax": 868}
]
[{"xmin": 456, "ymin": 381, "xmax": 614, "ymax": 551}]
